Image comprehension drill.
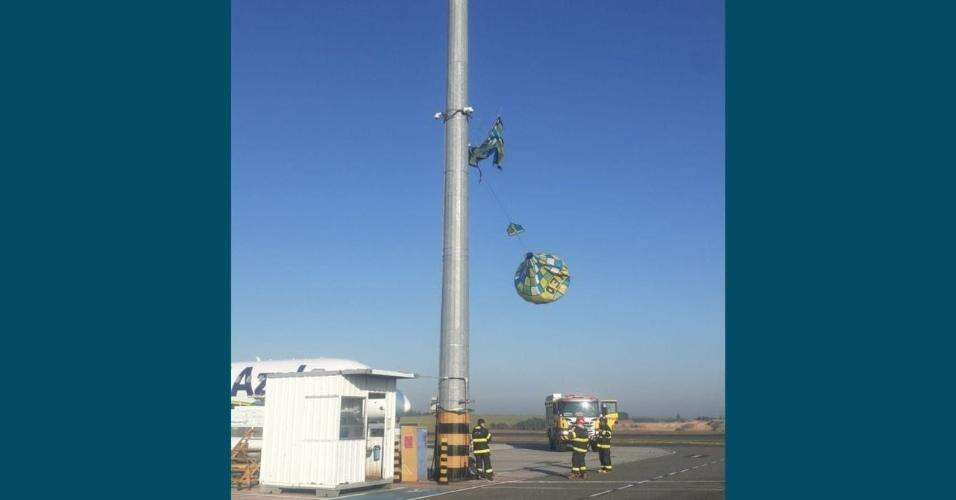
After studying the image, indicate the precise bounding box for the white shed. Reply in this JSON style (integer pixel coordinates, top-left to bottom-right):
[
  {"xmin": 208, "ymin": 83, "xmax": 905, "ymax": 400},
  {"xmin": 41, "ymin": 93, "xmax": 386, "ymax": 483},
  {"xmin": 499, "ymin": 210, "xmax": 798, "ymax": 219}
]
[{"xmin": 259, "ymin": 368, "xmax": 415, "ymax": 496}]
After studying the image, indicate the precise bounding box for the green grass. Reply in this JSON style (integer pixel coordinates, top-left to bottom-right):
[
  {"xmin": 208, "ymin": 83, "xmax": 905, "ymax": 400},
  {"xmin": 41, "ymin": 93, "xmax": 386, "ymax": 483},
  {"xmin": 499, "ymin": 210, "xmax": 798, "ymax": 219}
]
[{"xmin": 398, "ymin": 414, "xmax": 536, "ymax": 429}]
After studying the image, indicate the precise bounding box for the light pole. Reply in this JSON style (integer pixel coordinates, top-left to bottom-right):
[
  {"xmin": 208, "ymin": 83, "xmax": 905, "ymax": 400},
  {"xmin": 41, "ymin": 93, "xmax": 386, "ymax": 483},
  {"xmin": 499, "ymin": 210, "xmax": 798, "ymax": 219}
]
[{"xmin": 436, "ymin": 0, "xmax": 470, "ymax": 483}]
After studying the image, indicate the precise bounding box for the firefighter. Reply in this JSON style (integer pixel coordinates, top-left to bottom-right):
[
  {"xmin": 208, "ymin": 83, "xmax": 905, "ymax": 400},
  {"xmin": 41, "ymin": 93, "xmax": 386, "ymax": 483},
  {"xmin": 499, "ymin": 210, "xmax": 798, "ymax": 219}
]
[
  {"xmin": 596, "ymin": 407, "xmax": 613, "ymax": 473},
  {"xmin": 472, "ymin": 418, "xmax": 493, "ymax": 480},
  {"xmin": 567, "ymin": 416, "xmax": 590, "ymax": 479}
]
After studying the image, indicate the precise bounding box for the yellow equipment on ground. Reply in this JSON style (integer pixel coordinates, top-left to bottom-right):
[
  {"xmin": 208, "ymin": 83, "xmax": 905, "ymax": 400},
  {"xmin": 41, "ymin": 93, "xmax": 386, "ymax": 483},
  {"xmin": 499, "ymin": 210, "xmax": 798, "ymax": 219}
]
[{"xmin": 231, "ymin": 427, "xmax": 260, "ymax": 490}]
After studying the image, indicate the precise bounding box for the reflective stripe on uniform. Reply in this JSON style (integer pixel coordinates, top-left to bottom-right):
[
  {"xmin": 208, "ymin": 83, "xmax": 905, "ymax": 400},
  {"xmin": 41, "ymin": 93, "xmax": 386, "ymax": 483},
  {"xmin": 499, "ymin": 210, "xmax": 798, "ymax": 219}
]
[
  {"xmin": 596, "ymin": 444, "xmax": 610, "ymax": 449},
  {"xmin": 572, "ymin": 447, "xmax": 588, "ymax": 453},
  {"xmin": 472, "ymin": 438, "xmax": 488, "ymax": 443},
  {"xmin": 474, "ymin": 449, "xmax": 490, "ymax": 454}
]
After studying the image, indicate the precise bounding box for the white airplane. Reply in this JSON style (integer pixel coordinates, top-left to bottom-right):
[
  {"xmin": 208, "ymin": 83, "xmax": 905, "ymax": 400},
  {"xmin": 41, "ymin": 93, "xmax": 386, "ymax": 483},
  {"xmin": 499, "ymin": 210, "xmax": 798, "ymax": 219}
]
[{"xmin": 230, "ymin": 357, "xmax": 412, "ymax": 414}]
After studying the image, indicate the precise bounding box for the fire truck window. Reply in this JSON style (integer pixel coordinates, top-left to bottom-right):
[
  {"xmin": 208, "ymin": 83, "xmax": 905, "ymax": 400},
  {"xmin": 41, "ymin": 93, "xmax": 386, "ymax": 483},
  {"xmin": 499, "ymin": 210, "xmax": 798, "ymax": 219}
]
[{"xmin": 559, "ymin": 401, "xmax": 598, "ymax": 418}]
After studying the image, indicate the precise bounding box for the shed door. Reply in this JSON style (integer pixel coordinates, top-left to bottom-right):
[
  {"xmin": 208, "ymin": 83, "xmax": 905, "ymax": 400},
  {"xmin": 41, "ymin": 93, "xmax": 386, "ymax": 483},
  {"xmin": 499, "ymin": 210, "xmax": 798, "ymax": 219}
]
[{"xmin": 365, "ymin": 393, "xmax": 386, "ymax": 480}]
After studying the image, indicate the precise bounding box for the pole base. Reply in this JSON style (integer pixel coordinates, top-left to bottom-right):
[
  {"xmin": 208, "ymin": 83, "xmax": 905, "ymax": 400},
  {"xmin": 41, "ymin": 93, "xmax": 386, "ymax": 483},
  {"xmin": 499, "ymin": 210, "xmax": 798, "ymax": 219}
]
[{"xmin": 434, "ymin": 409, "xmax": 471, "ymax": 483}]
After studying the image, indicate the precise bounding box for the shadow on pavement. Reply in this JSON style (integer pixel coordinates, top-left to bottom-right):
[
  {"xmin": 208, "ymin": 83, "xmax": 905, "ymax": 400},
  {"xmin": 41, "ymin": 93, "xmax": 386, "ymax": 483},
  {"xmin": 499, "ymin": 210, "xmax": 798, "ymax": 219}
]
[
  {"xmin": 507, "ymin": 443, "xmax": 560, "ymax": 452},
  {"xmin": 520, "ymin": 467, "xmax": 569, "ymax": 478}
]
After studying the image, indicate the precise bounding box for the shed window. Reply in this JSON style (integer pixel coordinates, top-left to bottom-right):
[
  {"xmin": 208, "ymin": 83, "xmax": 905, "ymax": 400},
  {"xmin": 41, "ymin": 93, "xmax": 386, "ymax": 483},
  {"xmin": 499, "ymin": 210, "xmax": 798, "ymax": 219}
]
[{"xmin": 340, "ymin": 397, "xmax": 365, "ymax": 440}]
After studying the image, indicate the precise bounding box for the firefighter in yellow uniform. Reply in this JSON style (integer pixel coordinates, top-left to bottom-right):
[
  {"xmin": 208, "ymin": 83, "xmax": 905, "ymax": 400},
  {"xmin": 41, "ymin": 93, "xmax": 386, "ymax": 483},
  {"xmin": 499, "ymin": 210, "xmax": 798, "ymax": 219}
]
[
  {"xmin": 567, "ymin": 416, "xmax": 590, "ymax": 479},
  {"xmin": 472, "ymin": 419, "xmax": 493, "ymax": 480},
  {"xmin": 596, "ymin": 408, "xmax": 613, "ymax": 473}
]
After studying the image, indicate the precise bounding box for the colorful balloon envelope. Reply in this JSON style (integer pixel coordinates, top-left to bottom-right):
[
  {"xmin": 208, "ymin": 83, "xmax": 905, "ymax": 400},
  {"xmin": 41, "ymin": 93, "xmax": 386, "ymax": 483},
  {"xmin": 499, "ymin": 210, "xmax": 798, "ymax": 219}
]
[{"xmin": 514, "ymin": 252, "xmax": 571, "ymax": 304}]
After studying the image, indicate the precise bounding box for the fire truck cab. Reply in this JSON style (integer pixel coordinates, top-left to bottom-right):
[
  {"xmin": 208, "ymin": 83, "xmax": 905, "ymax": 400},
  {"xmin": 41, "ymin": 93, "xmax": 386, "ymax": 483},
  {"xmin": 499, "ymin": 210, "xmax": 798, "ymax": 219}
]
[{"xmin": 545, "ymin": 394, "xmax": 619, "ymax": 451}]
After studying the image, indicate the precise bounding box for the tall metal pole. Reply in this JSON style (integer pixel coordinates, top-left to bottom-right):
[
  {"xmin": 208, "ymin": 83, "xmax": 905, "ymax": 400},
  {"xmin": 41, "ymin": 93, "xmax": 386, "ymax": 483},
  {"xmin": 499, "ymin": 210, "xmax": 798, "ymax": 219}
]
[{"xmin": 439, "ymin": 0, "xmax": 469, "ymax": 413}]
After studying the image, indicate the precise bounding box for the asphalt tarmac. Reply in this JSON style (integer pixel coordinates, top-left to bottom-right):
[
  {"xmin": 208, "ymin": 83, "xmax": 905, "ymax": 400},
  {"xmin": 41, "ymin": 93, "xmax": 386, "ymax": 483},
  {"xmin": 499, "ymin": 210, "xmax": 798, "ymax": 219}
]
[
  {"xmin": 233, "ymin": 444, "xmax": 724, "ymax": 500},
  {"xmin": 447, "ymin": 445, "xmax": 725, "ymax": 499}
]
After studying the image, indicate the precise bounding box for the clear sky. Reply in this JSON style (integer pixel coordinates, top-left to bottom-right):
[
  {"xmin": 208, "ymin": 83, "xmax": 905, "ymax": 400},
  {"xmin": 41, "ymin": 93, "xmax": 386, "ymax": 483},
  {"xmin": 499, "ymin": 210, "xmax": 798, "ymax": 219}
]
[{"xmin": 232, "ymin": 0, "xmax": 724, "ymax": 417}]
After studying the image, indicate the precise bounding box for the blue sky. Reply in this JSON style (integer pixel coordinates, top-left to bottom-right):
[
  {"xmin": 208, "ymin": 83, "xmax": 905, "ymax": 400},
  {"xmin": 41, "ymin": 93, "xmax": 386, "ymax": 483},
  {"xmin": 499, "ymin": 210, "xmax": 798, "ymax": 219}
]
[{"xmin": 232, "ymin": 0, "xmax": 724, "ymax": 417}]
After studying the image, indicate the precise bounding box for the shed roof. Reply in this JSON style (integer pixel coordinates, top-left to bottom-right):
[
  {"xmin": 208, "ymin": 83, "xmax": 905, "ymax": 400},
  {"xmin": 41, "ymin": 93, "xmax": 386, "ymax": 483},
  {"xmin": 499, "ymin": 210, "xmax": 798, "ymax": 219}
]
[{"xmin": 266, "ymin": 368, "xmax": 416, "ymax": 380}]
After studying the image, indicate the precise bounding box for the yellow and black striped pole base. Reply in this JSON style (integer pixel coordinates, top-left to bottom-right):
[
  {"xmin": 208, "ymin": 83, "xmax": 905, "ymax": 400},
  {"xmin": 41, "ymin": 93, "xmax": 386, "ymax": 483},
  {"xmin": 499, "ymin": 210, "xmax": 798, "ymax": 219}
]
[
  {"xmin": 436, "ymin": 409, "xmax": 470, "ymax": 483},
  {"xmin": 438, "ymin": 441, "xmax": 449, "ymax": 484},
  {"xmin": 394, "ymin": 436, "xmax": 402, "ymax": 482}
]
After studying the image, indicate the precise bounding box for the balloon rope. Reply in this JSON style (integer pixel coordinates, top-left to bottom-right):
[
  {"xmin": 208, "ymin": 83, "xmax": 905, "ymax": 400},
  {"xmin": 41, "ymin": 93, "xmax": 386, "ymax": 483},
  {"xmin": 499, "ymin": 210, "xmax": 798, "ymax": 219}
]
[{"xmin": 481, "ymin": 177, "xmax": 530, "ymax": 253}]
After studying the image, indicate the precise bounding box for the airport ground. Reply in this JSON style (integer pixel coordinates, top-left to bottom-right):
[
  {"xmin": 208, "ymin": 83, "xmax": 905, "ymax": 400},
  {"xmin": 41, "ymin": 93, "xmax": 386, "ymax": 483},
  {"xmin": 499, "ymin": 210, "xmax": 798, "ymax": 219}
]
[
  {"xmin": 233, "ymin": 441, "xmax": 725, "ymax": 499},
  {"xmin": 232, "ymin": 429, "xmax": 726, "ymax": 449},
  {"xmin": 436, "ymin": 430, "xmax": 725, "ymax": 447}
]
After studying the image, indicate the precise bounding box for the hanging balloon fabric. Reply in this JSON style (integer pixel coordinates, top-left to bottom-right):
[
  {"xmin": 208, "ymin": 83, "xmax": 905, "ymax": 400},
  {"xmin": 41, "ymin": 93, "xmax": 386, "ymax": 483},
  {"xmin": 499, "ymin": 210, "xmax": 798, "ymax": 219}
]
[{"xmin": 514, "ymin": 252, "xmax": 571, "ymax": 304}]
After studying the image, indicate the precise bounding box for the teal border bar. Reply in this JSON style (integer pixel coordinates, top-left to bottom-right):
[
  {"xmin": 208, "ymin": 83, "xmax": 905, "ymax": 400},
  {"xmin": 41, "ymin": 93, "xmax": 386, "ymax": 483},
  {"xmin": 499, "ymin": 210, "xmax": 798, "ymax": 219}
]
[
  {"xmin": 728, "ymin": 2, "xmax": 952, "ymax": 498},
  {"xmin": 6, "ymin": 2, "xmax": 230, "ymax": 498}
]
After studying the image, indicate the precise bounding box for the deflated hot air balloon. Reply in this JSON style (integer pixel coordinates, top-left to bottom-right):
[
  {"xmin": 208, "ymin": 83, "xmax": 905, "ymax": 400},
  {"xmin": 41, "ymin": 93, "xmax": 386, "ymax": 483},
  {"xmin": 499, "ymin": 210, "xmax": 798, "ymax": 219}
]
[
  {"xmin": 514, "ymin": 252, "xmax": 571, "ymax": 304},
  {"xmin": 506, "ymin": 222, "xmax": 525, "ymax": 237}
]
